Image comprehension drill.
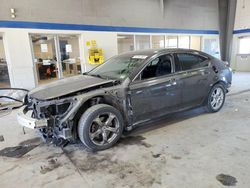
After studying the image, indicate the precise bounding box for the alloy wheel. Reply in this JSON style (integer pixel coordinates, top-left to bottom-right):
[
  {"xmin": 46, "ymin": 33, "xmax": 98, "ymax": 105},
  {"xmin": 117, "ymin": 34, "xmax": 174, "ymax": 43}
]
[
  {"xmin": 210, "ymin": 87, "xmax": 224, "ymax": 111},
  {"xmin": 89, "ymin": 112, "xmax": 120, "ymax": 146}
]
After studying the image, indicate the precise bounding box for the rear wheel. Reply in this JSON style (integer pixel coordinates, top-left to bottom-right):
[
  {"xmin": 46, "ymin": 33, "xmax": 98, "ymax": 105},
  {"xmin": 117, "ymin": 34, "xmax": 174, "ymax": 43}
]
[
  {"xmin": 78, "ymin": 104, "xmax": 124, "ymax": 151},
  {"xmin": 206, "ymin": 83, "xmax": 226, "ymax": 112}
]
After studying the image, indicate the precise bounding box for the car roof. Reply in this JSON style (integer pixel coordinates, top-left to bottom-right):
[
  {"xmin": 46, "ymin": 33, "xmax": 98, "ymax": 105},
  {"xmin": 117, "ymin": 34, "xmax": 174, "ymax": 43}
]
[{"xmin": 118, "ymin": 48, "xmax": 212, "ymax": 58}]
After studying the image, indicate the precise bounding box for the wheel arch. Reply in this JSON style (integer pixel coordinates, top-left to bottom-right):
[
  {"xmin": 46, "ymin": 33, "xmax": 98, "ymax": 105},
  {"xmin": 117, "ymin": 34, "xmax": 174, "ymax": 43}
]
[
  {"xmin": 212, "ymin": 80, "xmax": 227, "ymax": 91},
  {"xmin": 71, "ymin": 94, "xmax": 126, "ymax": 139}
]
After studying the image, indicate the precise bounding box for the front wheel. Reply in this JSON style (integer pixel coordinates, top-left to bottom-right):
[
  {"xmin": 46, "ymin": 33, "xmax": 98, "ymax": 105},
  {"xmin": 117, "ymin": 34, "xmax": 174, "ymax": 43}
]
[
  {"xmin": 78, "ymin": 104, "xmax": 124, "ymax": 151},
  {"xmin": 206, "ymin": 83, "xmax": 226, "ymax": 113}
]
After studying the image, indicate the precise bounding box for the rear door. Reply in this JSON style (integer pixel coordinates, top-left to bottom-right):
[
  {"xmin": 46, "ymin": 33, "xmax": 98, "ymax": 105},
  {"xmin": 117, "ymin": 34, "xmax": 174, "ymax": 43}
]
[
  {"xmin": 174, "ymin": 52, "xmax": 211, "ymax": 107},
  {"xmin": 129, "ymin": 54, "xmax": 183, "ymax": 124}
]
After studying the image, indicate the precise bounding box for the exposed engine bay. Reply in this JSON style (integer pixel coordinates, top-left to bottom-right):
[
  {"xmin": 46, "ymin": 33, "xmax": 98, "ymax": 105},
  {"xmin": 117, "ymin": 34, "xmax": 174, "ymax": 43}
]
[{"xmin": 15, "ymin": 77, "xmax": 126, "ymax": 147}]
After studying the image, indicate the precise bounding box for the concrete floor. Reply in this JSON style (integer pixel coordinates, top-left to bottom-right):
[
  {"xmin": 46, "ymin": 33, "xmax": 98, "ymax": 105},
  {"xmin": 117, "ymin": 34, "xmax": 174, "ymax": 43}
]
[{"xmin": 0, "ymin": 72, "xmax": 250, "ymax": 188}]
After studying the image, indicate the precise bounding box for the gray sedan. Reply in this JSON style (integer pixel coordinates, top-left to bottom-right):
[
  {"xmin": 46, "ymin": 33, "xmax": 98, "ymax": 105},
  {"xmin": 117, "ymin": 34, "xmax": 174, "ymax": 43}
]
[{"xmin": 17, "ymin": 49, "xmax": 232, "ymax": 150}]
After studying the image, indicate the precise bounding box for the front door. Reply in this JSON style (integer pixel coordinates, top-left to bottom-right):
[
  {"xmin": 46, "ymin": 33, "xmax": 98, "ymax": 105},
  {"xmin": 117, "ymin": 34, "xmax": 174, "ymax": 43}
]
[{"xmin": 129, "ymin": 54, "xmax": 183, "ymax": 124}]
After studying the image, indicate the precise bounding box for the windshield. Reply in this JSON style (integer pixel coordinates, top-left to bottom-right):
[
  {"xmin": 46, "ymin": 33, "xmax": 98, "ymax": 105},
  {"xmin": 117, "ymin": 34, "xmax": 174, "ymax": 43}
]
[{"xmin": 88, "ymin": 54, "xmax": 147, "ymax": 80}]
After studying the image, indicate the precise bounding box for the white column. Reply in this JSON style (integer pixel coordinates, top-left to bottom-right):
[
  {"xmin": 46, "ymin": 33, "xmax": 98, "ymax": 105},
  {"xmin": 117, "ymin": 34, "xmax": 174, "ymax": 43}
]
[{"xmin": 4, "ymin": 29, "xmax": 36, "ymax": 89}]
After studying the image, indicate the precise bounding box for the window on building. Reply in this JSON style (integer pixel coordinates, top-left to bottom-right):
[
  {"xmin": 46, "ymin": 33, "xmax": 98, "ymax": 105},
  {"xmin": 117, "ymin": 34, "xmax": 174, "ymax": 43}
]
[
  {"xmin": 190, "ymin": 36, "xmax": 201, "ymax": 50},
  {"xmin": 176, "ymin": 53, "xmax": 208, "ymax": 70},
  {"xmin": 165, "ymin": 36, "xmax": 178, "ymax": 48},
  {"xmin": 135, "ymin": 35, "xmax": 150, "ymax": 50},
  {"xmin": 152, "ymin": 35, "xmax": 165, "ymax": 49},
  {"xmin": 178, "ymin": 36, "xmax": 190, "ymax": 49},
  {"xmin": 203, "ymin": 38, "xmax": 220, "ymax": 58},
  {"xmin": 0, "ymin": 36, "xmax": 10, "ymax": 87},
  {"xmin": 117, "ymin": 35, "xmax": 134, "ymax": 54},
  {"xmin": 238, "ymin": 37, "xmax": 250, "ymax": 54}
]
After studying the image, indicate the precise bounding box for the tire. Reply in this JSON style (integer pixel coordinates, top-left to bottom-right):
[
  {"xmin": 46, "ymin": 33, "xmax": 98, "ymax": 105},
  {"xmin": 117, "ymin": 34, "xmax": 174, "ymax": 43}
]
[
  {"xmin": 78, "ymin": 104, "xmax": 124, "ymax": 151},
  {"xmin": 206, "ymin": 83, "xmax": 226, "ymax": 113}
]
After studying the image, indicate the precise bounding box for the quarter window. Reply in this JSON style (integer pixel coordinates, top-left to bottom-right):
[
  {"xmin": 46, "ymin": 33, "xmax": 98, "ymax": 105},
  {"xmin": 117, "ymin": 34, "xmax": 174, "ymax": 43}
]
[{"xmin": 176, "ymin": 53, "xmax": 208, "ymax": 70}]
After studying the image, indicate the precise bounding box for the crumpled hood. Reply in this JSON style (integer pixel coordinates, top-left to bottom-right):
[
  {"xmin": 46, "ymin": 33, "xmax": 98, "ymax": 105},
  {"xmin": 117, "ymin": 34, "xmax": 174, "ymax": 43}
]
[{"xmin": 29, "ymin": 75, "xmax": 114, "ymax": 100}]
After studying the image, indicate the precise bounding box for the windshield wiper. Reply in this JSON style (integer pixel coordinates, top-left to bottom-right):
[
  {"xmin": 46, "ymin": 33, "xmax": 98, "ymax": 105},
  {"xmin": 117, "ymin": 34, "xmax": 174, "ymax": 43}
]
[{"xmin": 89, "ymin": 74, "xmax": 110, "ymax": 80}]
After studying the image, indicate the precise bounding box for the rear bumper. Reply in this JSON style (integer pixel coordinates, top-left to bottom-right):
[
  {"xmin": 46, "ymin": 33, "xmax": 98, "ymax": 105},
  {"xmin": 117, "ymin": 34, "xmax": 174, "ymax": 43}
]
[{"xmin": 17, "ymin": 106, "xmax": 48, "ymax": 129}]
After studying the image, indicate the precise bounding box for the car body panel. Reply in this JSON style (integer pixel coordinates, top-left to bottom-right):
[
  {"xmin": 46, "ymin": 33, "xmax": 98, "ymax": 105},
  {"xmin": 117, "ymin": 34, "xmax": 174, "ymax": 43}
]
[
  {"xmin": 29, "ymin": 75, "xmax": 115, "ymax": 100},
  {"xmin": 180, "ymin": 66, "xmax": 213, "ymax": 107}
]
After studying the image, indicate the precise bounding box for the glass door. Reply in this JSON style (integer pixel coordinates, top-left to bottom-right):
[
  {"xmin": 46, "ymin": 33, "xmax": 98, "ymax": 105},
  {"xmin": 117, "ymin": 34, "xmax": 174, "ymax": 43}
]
[
  {"xmin": 58, "ymin": 35, "xmax": 81, "ymax": 78},
  {"xmin": 0, "ymin": 35, "xmax": 10, "ymax": 87},
  {"xmin": 31, "ymin": 34, "xmax": 59, "ymax": 84},
  {"xmin": 30, "ymin": 34, "xmax": 82, "ymax": 85}
]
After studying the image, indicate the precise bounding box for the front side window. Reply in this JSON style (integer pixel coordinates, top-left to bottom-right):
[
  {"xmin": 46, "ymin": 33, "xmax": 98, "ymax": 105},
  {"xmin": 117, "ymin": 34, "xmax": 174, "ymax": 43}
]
[
  {"xmin": 139, "ymin": 54, "xmax": 172, "ymax": 80},
  {"xmin": 176, "ymin": 53, "xmax": 208, "ymax": 71}
]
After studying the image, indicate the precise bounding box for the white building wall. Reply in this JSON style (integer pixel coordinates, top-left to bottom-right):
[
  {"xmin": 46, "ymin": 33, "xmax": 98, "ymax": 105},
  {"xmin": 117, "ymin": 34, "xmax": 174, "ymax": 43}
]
[
  {"xmin": 234, "ymin": 0, "xmax": 250, "ymax": 30},
  {"xmin": 231, "ymin": 0, "xmax": 250, "ymax": 71},
  {"xmin": 0, "ymin": 0, "xmax": 219, "ymax": 30},
  {"xmin": 0, "ymin": 28, "xmax": 118, "ymax": 89},
  {"xmin": 82, "ymin": 31, "xmax": 118, "ymax": 71},
  {"xmin": 3, "ymin": 29, "xmax": 36, "ymax": 89}
]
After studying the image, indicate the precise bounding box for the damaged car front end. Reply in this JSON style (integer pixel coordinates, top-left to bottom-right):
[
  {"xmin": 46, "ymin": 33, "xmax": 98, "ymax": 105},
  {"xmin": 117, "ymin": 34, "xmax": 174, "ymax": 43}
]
[
  {"xmin": 18, "ymin": 95, "xmax": 76, "ymax": 139},
  {"xmin": 17, "ymin": 75, "xmax": 125, "ymax": 144}
]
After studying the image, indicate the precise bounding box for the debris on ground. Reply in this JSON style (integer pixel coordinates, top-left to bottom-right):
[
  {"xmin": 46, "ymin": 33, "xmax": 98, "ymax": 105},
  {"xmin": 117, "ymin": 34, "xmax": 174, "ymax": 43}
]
[
  {"xmin": 0, "ymin": 137, "xmax": 41, "ymax": 158},
  {"xmin": 0, "ymin": 145, "xmax": 38, "ymax": 158},
  {"xmin": 216, "ymin": 174, "xmax": 237, "ymax": 186},
  {"xmin": 0, "ymin": 135, "xmax": 4, "ymax": 142},
  {"xmin": 40, "ymin": 158, "xmax": 61, "ymax": 174},
  {"xmin": 152, "ymin": 153, "xmax": 161, "ymax": 158}
]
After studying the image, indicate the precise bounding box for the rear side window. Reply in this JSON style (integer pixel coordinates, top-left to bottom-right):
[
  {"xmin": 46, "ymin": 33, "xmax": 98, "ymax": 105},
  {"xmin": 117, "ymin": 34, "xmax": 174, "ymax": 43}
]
[{"xmin": 176, "ymin": 53, "xmax": 208, "ymax": 70}]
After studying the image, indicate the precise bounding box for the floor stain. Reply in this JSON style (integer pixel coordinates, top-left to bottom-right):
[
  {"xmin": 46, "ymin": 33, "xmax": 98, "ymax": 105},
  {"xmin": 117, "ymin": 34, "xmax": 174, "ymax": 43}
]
[
  {"xmin": 0, "ymin": 137, "xmax": 41, "ymax": 158},
  {"xmin": 236, "ymin": 136, "xmax": 247, "ymax": 141},
  {"xmin": 66, "ymin": 151, "xmax": 157, "ymax": 187},
  {"xmin": 117, "ymin": 136, "xmax": 152, "ymax": 148},
  {"xmin": 0, "ymin": 145, "xmax": 38, "ymax": 158},
  {"xmin": 216, "ymin": 174, "xmax": 237, "ymax": 186},
  {"xmin": 46, "ymin": 152, "xmax": 64, "ymax": 160},
  {"xmin": 0, "ymin": 165, "xmax": 18, "ymax": 176},
  {"xmin": 0, "ymin": 135, "xmax": 4, "ymax": 142},
  {"xmin": 40, "ymin": 158, "xmax": 61, "ymax": 174},
  {"xmin": 152, "ymin": 153, "xmax": 161, "ymax": 158},
  {"xmin": 171, "ymin": 155, "xmax": 182, "ymax": 160},
  {"xmin": 18, "ymin": 137, "xmax": 41, "ymax": 146}
]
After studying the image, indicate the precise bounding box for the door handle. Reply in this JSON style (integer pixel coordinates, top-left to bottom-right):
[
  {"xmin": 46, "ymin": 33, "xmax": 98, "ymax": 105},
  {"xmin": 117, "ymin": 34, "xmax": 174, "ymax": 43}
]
[
  {"xmin": 171, "ymin": 78, "xmax": 177, "ymax": 86},
  {"xmin": 167, "ymin": 78, "xmax": 177, "ymax": 86}
]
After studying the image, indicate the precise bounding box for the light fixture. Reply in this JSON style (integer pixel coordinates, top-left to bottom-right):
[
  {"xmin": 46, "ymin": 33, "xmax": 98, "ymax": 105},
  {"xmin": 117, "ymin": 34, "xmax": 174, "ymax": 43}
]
[
  {"xmin": 10, "ymin": 8, "xmax": 16, "ymax": 19},
  {"xmin": 10, "ymin": 8, "xmax": 15, "ymax": 14}
]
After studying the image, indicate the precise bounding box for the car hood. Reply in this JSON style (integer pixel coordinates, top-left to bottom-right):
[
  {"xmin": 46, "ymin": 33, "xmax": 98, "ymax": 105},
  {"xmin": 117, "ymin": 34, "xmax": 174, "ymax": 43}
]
[{"xmin": 29, "ymin": 75, "xmax": 115, "ymax": 100}]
